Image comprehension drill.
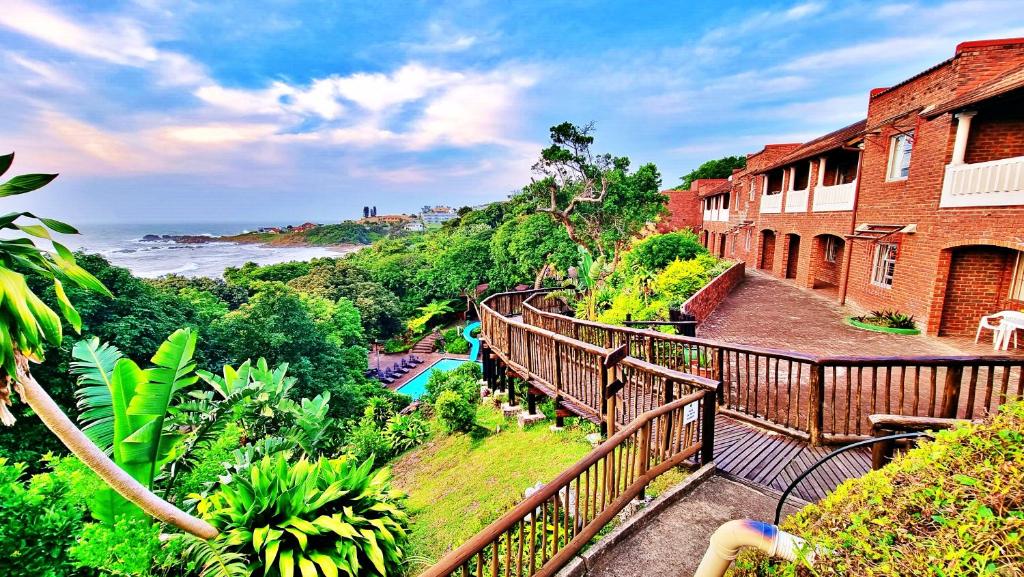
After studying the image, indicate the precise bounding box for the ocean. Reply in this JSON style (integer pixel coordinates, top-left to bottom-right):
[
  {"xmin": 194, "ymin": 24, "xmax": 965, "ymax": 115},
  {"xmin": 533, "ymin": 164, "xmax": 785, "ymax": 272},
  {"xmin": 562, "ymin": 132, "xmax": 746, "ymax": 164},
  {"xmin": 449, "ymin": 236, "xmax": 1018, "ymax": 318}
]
[{"xmin": 54, "ymin": 222, "xmax": 352, "ymax": 279}]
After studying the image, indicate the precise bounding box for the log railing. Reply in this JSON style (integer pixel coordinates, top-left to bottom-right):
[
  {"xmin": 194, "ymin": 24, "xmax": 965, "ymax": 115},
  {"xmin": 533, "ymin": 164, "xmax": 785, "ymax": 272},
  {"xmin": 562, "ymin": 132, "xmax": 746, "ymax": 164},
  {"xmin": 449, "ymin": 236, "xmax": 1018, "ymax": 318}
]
[
  {"xmin": 418, "ymin": 391, "xmax": 711, "ymax": 577},
  {"xmin": 520, "ymin": 292, "xmax": 1024, "ymax": 444}
]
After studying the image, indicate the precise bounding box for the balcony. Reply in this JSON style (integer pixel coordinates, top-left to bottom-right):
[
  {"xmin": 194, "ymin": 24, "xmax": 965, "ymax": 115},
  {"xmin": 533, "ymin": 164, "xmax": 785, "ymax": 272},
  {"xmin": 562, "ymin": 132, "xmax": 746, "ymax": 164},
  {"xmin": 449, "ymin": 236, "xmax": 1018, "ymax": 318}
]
[
  {"xmin": 812, "ymin": 180, "xmax": 857, "ymax": 212},
  {"xmin": 939, "ymin": 155, "xmax": 1024, "ymax": 208},
  {"xmin": 704, "ymin": 208, "xmax": 729, "ymax": 222},
  {"xmin": 760, "ymin": 193, "xmax": 782, "ymax": 214},
  {"xmin": 784, "ymin": 188, "xmax": 808, "ymax": 213}
]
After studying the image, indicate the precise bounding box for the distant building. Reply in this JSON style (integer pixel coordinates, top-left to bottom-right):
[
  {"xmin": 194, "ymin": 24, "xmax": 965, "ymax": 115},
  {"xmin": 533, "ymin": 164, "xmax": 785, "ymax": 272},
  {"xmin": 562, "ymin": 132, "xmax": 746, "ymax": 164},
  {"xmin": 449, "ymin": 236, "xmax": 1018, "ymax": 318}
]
[
  {"xmin": 293, "ymin": 222, "xmax": 319, "ymax": 232},
  {"xmin": 421, "ymin": 205, "xmax": 458, "ymax": 226},
  {"xmin": 404, "ymin": 221, "xmax": 425, "ymax": 232},
  {"xmin": 358, "ymin": 214, "xmax": 415, "ymax": 225}
]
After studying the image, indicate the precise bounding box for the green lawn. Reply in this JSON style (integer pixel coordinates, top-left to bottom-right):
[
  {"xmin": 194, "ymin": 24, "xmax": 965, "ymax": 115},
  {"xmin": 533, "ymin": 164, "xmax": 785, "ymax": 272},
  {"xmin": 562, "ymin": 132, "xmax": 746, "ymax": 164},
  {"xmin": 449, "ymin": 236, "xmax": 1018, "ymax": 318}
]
[{"xmin": 391, "ymin": 405, "xmax": 594, "ymax": 572}]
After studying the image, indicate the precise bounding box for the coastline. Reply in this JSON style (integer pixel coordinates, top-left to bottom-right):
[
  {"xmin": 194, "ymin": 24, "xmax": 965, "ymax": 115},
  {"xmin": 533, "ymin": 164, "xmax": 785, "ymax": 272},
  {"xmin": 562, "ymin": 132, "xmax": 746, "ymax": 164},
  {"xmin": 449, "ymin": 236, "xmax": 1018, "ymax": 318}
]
[{"xmin": 140, "ymin": 231, "xmax": 367, "ymax": 254}]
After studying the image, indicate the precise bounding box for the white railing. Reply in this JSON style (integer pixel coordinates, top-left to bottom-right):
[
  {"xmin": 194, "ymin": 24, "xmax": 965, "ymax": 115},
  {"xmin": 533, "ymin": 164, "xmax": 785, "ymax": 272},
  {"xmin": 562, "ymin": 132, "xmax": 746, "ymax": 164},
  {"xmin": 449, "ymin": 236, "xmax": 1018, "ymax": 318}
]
[
  {"xmin": 940, "ymin": 155, "xmax": 1024, "ymax": 208},
  {"xmin": 703, "ymin": 208, "xmax": 729, "ymax": 222},
  {"xmin": 760, "ymin": 193, "xmax": 782, "ymax": 214},
  {"xmin": 784, "ymin": 188, "xmax": 808, "ymax": 213},
  {"xmin": 812, "ymin": 180, "xmax": 857, "ymax": 212}
]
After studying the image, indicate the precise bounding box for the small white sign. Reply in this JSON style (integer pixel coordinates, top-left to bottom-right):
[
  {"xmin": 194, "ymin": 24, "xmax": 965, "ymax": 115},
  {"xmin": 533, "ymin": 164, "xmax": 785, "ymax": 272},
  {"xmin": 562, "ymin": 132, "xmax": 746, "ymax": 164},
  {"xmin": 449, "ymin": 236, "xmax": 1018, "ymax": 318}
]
[{"xmin": 683, "ymin": 401, "xmax": 699, "ymax": 424}]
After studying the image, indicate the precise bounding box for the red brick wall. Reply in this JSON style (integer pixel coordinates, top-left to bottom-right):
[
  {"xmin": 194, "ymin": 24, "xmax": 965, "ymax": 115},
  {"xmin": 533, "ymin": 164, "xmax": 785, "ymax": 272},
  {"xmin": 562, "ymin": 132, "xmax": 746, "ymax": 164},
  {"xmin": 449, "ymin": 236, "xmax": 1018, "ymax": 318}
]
[
  {"xmin": 683, "ymin": 261, "xmax": 746, "ymax": 322},
  {"xmin": 844, "ymin": 39, "xmax": 1024, "ymax": 334},
  {"xmin": 965, "ymin": 94, "xmax": 1024, "ymax": 164},
  {"xmin": 658, "ymin": 189, "xmax": 702, "ymax": 233},
  {"xmin": 759, "ymin": 230, "xmax": 776, "ymax": 270},
  {"xmin": 938, "ymin": 246, "xmax": 1015, "ymax": 335},
  {"xmin": 810, "ymin": 235, "xmax": 844, "ymax": 287}
]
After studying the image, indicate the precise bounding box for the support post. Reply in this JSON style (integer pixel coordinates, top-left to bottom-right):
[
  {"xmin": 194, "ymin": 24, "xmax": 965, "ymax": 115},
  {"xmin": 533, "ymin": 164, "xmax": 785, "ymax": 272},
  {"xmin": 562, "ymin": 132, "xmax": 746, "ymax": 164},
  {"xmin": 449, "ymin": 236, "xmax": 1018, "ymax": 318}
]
[
  {"xmin": 713, "ymin": 347, "xmax": 725, "ymax": 404},
  {"xmin": 808, "ymin": 364, "xmax": 826, "ymax": 446},
  {"xmin": 527, "ymin": 388, "xmax": 538, "ymax": 416},
  {"xmin": 701, "ymin": 388, "xmax": 716, "ymax": 466},
  {"xmin": 941, "ymin": 365, "xmax": 965, "ymax": 419},
  {"xmin": 950, "ymin": 111, "xmax": 976, "ymax": 165},
  {"xmin": 600, "ymin": 364, "xmax": 611, "ymax": 437},
  {"xmin": 661, "ymin": 380, "xmax": 674, "ymax": 454},
  {"xmin": 554, "ymin": 396, "xmax": 565, "ymax": 428}
]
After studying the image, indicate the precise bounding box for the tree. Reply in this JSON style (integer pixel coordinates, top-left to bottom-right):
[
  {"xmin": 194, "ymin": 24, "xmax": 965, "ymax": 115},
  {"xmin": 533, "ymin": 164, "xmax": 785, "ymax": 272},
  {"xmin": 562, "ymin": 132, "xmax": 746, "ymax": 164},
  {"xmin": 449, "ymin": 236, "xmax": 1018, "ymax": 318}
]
[
  {"xmin": 0, "ymin": 152, "xmax": 217, "ymax": 538},
  {"xmin": 489, "ymin": 213, "xmax": 576, "ymax": 289},
  {"xmin": 677, "ymin": 154, "xmax": 746, "ymax": 190}
]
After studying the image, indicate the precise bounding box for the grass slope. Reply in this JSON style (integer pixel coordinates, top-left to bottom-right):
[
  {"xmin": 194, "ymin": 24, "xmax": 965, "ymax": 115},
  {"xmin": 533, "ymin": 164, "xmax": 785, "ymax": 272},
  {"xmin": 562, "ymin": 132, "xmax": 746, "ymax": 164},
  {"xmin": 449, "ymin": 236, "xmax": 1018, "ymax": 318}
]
[{"xmin": 391, "ymin": 406, "xmax": 593, "ymax": 571}]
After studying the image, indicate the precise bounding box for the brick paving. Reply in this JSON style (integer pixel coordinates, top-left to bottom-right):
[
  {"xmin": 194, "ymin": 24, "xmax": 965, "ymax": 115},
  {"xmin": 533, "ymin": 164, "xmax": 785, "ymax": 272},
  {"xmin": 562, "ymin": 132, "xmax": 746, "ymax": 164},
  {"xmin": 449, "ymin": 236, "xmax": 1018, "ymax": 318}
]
[{"xmin": 698, "ymin": 269, "xmax": 1023, "ymax": 358}]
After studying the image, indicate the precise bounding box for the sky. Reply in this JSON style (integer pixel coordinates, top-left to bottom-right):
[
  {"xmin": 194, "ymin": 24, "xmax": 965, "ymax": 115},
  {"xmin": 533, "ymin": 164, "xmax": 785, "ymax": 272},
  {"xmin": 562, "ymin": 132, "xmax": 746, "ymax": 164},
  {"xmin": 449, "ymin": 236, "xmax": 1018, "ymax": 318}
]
[{"xmin": 2, "ymin": 1, "xmax": 1023, "ymax": 225}]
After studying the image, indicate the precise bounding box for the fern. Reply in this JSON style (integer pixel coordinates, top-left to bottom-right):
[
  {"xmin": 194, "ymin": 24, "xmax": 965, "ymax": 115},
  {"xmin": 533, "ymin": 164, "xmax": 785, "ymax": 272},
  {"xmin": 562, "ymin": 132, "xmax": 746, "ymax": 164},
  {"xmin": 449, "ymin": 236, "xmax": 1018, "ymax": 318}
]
[{"xmin": 71, "ymin": 337, "xmax": 123, "ymax": 452}]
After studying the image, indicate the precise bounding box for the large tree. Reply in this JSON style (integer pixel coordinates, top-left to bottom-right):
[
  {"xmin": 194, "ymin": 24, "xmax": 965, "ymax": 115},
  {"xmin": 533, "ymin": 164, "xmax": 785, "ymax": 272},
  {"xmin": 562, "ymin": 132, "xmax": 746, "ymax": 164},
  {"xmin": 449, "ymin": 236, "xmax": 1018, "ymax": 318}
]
[
  {"xmin": 528, "ymin": 121, "xmax": 666, "ymax": 266},
  {"xmin": 677, "ymin": 154, "xmax": 746, "ymax": 190}
]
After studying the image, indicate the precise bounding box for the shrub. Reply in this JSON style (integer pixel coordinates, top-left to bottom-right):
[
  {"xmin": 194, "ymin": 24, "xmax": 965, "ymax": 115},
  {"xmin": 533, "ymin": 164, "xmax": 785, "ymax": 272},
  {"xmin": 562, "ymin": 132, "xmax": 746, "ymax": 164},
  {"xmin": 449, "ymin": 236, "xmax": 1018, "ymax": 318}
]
[
  {"xmin": 624, "ymin": 231, "xmax": 707, "ymax": 274},
  {"xmin": 71, "ymin": 516, "xmax": 162, "ymax": 577},
  {"xmin": 730, "ymin": 399, "xmax": 1024, "ymax": 576},
  {"xmin": 435, "ymin": 390, "xmax": 475, "ymax": 433},
  {"xmin": 347, "ymin": 415, "xmax": 392, "ymax": 464},
  {"xmin": 382, "ymin": 338, "xmax": 412, "ymax": 353},
  {"xmin": 855, "ymin": 309, "xmax": 918, "ymax": 330},
  {"xmin": 653, "ymin": 257, "xmax": 712, "ymax": 302},
  {"xmin": 445, "ymin": 337, "xmax": 470, "ymax": 354},
  {"xmin": 0, "ymin": 458, "xmax": 87, "ymax": 577},
  {"xmin": 386, "ymin": 413, "xmax": 431, "ymax": 453},
  {"xmin": 425, "ymin": 363, "xmax": 482, "ymax": 404},
  {"xmin": 199, "ymin": 453, "xmax": 409, "ymax": 577}
]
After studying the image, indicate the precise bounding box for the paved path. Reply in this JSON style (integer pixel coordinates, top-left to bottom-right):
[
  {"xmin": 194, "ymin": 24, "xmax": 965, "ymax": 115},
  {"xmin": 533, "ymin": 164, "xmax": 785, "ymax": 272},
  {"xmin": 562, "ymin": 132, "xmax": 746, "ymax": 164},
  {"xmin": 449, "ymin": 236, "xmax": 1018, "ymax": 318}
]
[
  {"xmin": 698, "ymin": 270, "xmax": 1023, "ymax": 357},
  {"xmin": 588, "ymin": 475, "xmax": 800, "ymax": 577}
]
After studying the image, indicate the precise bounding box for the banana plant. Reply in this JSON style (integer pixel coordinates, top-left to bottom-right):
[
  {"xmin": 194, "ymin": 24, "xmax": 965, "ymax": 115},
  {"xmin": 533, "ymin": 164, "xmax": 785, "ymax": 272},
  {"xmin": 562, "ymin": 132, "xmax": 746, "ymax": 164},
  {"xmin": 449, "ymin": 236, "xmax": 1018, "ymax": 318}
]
[
  {"xmin": 73, "ymin": 328, "xmax": 200, "ymax": 523},
  {"xmin": 0, "ymin": 152, "xmax": 216, "ymax": 538}
]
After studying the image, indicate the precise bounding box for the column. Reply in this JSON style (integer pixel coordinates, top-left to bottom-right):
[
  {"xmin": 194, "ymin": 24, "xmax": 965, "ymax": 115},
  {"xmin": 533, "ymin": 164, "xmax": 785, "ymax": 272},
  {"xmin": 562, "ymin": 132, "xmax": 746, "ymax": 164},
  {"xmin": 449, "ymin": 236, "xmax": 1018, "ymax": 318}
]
[
  {"xmin": 950, "ymin": 111, "xmax": 977, "ymax": 165},
  {"xmin": 817, "ymin": 156, "xmax": 826, "ymax": 187}
]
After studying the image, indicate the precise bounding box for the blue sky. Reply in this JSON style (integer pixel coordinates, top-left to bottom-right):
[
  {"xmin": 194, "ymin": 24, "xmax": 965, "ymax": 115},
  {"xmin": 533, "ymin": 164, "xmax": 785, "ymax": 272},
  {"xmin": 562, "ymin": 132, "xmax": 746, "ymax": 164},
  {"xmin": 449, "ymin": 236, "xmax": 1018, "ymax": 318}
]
[{"xmin": 2, "ymin": 0, "xmax": 1023, "ymax": 224}]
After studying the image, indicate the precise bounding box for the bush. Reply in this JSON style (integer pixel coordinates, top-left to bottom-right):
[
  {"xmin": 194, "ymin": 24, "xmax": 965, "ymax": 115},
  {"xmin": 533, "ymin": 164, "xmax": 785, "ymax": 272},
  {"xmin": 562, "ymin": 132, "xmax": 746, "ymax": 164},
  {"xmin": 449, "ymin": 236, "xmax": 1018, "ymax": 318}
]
[
  {"xmin": 347, "ymin": 415, "xmax": 392, "ymax": 464},
  {"xmin": 199, "ymin": 453, "xmax": 409, "ymax": 577},
  {"xmin": 386, "ymin": 413, "xmax": 431, "ymax": 453},
  {"xmin": 855, "ymin": 309, "xmax": 917, "ymax": 330},
  {"xmin": 71, "ymin": 516, "xmax": 162, "ymax": 577},
  {"xmin": 653, "ymin": 257, "xmax": 712, "ymax": 302},
  {"xmin": 425, "ymin": 363, "xmax": 482, "ymax": 404},
  {"xmin": 445, "ymin": 336, "xmax": 471, "ymax": 354},
  {"xmin": 435, "ymin": 390, "xmax": 475, "ymax": 432},
  {"xmin": 383, "ymin": 337, "xmax": 412, "ymax": 353},
  {"xmin": 0, "ymin": 457, "xmax": 87, "ymax": 577},
  {"xmin": 730, "ymin": 399, "xmax": 1024, "ymax": 576},
  {"xmin": 624, "ymin": 231, "xmax": 707, "ymax": 274}
]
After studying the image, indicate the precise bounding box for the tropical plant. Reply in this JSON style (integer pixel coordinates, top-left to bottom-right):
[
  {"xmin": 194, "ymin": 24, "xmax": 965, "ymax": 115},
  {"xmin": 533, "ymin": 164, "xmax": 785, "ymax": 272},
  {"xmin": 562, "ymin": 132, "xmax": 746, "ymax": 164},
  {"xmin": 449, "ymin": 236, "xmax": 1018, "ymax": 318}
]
[
  {"xmin": 70, "ymin": 515, "xmax": 163, "ymax": 577},
  {"xmin": 197, "ymin": 357, "xmax": 297, "ymax": 440},
  {"xmin": 0, "ymin": 152, "xmax": 215, "ymax": 538},
  {"xmin": 424, "ymin": 363, "xmax": 481, "ymax": 404},
  {"xmin": 435, "ymin": 390, "xmax": 475, "ymax": 433},
  {"xmin": 279, "ymin": 392, "xmax": 332, "ymax": 457},
  {"xmin": 385, "ymin": 413, "xmax": 430, "ymax": 453},
  {"xmin": 406, "ymin": 299, "xmax": 455, "ymax": 335},
  {"xmin": 198, "ymin": 453, "xmax": 409, "ymax": 577},
  {"xmin": 72, "ymin": 328, "xmax": 199, "ymax": 523}
]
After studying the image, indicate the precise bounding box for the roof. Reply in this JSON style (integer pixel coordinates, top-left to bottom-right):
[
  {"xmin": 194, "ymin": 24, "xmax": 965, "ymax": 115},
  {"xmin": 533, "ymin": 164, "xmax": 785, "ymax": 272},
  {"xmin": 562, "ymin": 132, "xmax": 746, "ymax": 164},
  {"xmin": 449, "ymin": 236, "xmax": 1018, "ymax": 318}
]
[
  {"xmin": 698, "ymin": 180, "xmax": 732, "ymax": 198},
  {"xmin": 756, "ymin": 119, "xmax": 867, "ymax": 174},
  {"xmin": 923, "ymin": 62, "xmax": 1024, "ymax": 118}
]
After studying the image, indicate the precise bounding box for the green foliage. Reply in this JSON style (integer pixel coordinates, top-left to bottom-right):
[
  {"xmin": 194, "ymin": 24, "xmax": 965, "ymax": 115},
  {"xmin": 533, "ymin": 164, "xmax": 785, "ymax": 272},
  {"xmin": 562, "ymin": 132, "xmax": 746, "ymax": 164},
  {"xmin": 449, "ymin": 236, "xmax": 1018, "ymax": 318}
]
[
  {"xmin": 406, "ymin": 300, "xmax": 455, "ymax": 335},
  {"xmin": 488, "ymin": 213, "xmax": 576, "ymax": 289},
  {"xmin": 199, "ymin": 453, "xmax": 409, "ymax": 577},
  {"xmin": 300, "ymin": 222, "xmax": 386, "ymax": 246},
  {"xmin": 435, "ymin": 391, "xmax": 475, "ymax": 433},
  {"xmin": 70, "ymin": 516, "xmax": 163, "ymax": 577},
  {"xmin": 623, "ymin": 231, "xmax": 707, "ymax": 275},
  {"xmin": 730, "ymin": 400, "xmax": 1024, "ymax": 576},
  {"xmin": 385, "ymin": 414, "xmax": 430, "ymax": 454},
  {"xmin": 0, "ymin": 457, "xmax": 87, "ymax": 577},
  {"xmin": 653, "ymin": 257, "xmax": 713, "ymax": 303},
  {"xmin": 225, "ymin": 261, "xmax": 312, "ymax": 288},
  {"xmin": 855, "ymin": 310, "xmax": 918, "ymax": 330},
  {"xmin": 72, "ymin": 328, "xmax": 199, "ymax": 523},
  {"xmin": 178, "ymin": 287, "xmax": 230, "ymax": 324},
  {"xmin": 678, "ymin": 154, "xmax": 746, "ymax": 190},
  {"xmin": 424, "ymin": 362, "xmax": 482, "ymax": 404},
  {"xmin": 288, "ymin": 260, "xmax": 404, "ymax": 340},
  {"xmin": 441, "ymin": 327, "xmax": 471, "ymax": 354},
  {"xmin": 347, "ymin": 415, "xmax": 393, "ymax": 464}
]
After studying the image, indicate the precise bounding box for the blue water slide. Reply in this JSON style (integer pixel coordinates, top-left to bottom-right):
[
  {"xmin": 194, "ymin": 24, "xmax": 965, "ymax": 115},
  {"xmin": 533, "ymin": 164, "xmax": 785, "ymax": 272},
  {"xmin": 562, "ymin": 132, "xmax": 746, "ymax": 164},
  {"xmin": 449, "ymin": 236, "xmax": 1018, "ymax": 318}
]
[{"xmin": 463, "ymin": 321, "xmax": 482, "ymax": 362}]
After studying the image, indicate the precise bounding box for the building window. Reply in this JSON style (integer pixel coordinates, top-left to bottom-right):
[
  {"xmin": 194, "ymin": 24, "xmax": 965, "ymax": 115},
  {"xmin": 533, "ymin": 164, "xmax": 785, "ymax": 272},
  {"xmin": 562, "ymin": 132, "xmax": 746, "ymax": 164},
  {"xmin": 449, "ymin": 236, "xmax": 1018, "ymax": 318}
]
[
  {"xmin": 1010, "ymin": 251, "xmax": 1024, "ymax": 301},
  {"xmin": 722, "ymin": 194, "xmax": 730, "ymax": 209},
  {"xmin": 887, "ymin": 131, "xmax": 914, "ymax": 180},
  {"xmin": 824, "ymin": 237, "xmax": 839, "ymax": 263},
  {"xmin": 871, "ymin": 243, "xmax": 898, "ymax": 288}
]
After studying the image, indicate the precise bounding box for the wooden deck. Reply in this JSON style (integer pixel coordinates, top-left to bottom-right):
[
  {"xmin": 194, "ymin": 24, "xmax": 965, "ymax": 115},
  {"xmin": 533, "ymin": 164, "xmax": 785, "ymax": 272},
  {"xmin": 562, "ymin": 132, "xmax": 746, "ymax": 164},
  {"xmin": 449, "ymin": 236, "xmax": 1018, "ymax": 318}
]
[{"xmin": 714, "ymin": 415, "xmax": 870, "ymax": 502}]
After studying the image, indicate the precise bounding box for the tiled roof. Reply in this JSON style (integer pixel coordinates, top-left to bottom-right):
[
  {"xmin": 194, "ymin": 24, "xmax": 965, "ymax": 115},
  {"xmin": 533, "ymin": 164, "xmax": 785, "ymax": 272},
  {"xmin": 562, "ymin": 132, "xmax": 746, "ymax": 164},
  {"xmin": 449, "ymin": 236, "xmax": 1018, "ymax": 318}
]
[
  {"xmin": 700, "ymin": 180, "xmax": 732, "ymax": 198},
  {"xmin": 922, "ymin": 62, "xmax": 1024, "ymax": 118},
  {"xmin": 755, "ymin": 119, "xmax": 867, "ymax": 174}
]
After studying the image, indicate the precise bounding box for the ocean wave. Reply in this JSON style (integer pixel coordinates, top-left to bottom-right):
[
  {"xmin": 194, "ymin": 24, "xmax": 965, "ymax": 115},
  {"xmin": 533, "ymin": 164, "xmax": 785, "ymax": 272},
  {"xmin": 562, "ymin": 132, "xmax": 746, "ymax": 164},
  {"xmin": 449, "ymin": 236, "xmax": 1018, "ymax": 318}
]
[{"xmin": 137, "ymin": 261, "xmax": 200, "ymax": 278}]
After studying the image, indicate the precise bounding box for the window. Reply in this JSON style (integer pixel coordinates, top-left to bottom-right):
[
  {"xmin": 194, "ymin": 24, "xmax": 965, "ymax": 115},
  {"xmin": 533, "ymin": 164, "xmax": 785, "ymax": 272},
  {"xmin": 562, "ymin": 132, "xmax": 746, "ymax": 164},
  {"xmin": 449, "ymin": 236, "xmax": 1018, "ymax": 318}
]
[
  {"xmin": 824, "ymin": 237, "xmax": 839, "ymax": 263},
  {"xmin": 1010, "ymin": 251, "xmax": 1024, "ymax": 301},
  {"xmin": 871, "ymin": 243, "xmax": 898, "ymax": 287},
  {"xmin": 887, "ymin": 131, "xmax": 914, "ymax": 180},
  {"xmin": 722, "ymin": 194, "xmax": 730, "ymax": 209}
]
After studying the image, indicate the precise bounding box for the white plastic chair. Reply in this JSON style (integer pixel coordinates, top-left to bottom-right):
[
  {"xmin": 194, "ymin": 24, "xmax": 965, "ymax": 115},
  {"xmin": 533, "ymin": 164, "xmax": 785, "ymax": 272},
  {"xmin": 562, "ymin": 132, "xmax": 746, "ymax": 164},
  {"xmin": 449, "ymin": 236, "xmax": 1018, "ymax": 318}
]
[{"xmin": 976, "ymin": 311, "xmax": 1022, "ymax": 350}]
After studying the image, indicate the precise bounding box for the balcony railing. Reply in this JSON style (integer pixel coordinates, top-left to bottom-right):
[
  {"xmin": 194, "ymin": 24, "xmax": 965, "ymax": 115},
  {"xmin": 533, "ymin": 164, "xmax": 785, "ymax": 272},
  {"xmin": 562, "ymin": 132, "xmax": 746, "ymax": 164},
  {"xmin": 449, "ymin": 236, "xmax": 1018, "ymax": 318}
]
[
  {"xmin": 939, "ymin": 155, "xmax": 1024, "ymax": 208},
  {"xmin": 704, "ymin": 208, "xmax": 729, "ymax": 222},
  {"xmin": 812, "ymin": 180, "xmax": 857, "ymax": 212},
  {"xmin": 784, "ymin": 188, "xmax": 808, "ymax": 213},
  {"xmin": 760, "ymin": 192, "xmax": 782, "ymax": 214}
]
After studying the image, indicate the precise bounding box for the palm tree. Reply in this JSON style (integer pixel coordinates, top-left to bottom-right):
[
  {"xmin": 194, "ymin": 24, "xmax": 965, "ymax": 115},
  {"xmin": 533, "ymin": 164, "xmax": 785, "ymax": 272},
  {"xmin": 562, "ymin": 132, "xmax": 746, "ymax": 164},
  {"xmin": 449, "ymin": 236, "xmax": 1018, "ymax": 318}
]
[{"xmin": 0, "ymin": 153, "xmax": 216, "ymax": 539}]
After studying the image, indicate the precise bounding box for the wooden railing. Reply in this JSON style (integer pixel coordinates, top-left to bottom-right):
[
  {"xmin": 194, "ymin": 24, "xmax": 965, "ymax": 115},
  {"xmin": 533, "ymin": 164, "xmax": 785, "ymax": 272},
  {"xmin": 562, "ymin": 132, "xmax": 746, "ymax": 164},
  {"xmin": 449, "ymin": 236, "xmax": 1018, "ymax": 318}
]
[
  {"xmin": 418, "ymin": 391, "xmax": 711, "ymax": 577},
  {"xmin": 521, "ymin": 293, "xmax": 1024, "ymax": 444}
]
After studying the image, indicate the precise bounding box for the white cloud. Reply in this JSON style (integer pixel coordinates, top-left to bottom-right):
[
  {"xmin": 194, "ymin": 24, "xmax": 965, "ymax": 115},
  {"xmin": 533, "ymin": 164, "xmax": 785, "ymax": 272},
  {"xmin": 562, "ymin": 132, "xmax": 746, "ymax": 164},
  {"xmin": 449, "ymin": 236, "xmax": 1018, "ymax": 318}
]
[{"xmin": 7, "ymin": 53, "xmax": 79, "ymax": 89}]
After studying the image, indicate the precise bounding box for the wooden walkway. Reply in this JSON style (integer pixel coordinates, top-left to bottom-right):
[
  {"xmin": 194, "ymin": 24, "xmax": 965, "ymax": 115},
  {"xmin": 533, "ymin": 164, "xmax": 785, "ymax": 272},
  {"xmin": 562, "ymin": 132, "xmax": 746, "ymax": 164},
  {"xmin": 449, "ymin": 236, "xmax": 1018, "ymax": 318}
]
[{"xmin": 714, "ymin": 415, "xmax": 870, "ymax": 502}]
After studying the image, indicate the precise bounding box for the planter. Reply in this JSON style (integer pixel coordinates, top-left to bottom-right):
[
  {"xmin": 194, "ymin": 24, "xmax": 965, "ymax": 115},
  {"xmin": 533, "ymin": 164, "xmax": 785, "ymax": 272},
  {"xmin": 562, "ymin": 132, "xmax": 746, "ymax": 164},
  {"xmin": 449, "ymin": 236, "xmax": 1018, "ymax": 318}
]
[{"xmin": 845, "ymin": 317, "xmax": 921, "ymax": 335}]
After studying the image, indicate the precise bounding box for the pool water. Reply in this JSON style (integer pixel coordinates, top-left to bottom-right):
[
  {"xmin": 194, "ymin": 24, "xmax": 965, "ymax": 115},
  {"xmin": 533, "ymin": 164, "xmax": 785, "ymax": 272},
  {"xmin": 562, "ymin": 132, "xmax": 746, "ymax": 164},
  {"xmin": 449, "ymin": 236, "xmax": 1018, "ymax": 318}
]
[{"xmin": 396, "ymin": 358, "xmax": 479, "ymax": 400}]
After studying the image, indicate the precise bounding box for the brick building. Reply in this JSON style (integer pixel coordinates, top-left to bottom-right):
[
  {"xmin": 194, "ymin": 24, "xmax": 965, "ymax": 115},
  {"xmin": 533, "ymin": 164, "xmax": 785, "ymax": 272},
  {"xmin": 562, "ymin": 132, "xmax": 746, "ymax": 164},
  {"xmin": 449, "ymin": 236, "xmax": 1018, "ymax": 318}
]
[
  {"xmin": 656, "ymin": 187, "xmax": 703, "ymax": 233},
  {"xmin": 674, "ymin": 38, "xmax": 1024, "ymax": 337}
]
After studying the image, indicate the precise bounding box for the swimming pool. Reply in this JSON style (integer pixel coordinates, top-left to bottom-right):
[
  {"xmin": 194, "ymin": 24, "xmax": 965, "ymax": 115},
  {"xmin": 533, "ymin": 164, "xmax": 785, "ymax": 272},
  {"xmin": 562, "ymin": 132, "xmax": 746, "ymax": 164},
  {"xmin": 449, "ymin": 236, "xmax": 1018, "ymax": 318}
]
[{"xmin": 396, "ymin": 358, "xmax": 479, "ymax": 400}]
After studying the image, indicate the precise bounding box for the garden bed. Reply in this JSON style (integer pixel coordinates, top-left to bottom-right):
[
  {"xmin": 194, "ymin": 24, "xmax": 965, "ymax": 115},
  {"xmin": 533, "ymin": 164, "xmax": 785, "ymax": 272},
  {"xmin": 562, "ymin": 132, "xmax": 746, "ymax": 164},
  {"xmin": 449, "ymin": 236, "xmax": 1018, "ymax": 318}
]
[{"xmin": 845, "ymin": 316, "xmax": 921, "ymax": 335}]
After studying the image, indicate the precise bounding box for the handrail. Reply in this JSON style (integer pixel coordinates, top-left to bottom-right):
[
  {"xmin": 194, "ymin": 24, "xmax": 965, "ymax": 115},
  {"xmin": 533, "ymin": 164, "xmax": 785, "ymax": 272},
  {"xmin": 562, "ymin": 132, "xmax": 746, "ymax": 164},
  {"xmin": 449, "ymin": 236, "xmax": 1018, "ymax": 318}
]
[{"xmin": 419, "ymin": 390, "xmax": 710, "ymax": 577}]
